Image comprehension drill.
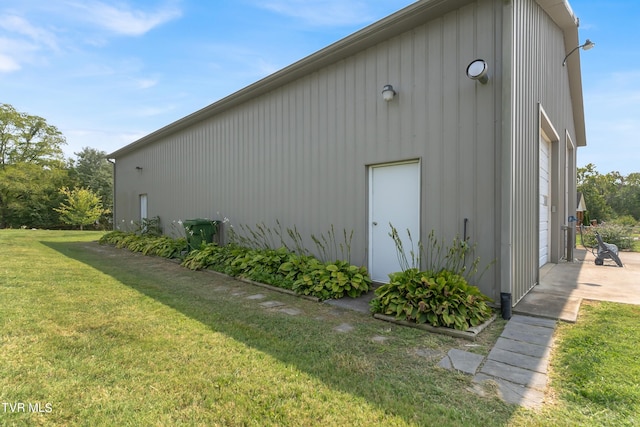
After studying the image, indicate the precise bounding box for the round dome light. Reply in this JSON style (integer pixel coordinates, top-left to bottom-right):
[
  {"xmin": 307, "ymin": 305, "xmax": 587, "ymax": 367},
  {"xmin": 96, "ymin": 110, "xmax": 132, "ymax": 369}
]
[{"xmin": 466, "ymin": 59, "xmax": 489, "ymax": 84}]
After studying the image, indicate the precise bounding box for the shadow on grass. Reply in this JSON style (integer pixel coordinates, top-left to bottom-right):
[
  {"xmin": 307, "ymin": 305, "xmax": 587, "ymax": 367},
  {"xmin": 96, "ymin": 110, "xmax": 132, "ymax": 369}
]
[{"xmin": 42, "ymin": 240, "xmax": 515, "ymax": 424}]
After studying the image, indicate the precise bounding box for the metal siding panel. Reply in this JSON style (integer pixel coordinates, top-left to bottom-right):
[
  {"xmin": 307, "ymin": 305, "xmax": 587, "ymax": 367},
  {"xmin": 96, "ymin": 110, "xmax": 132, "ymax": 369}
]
[
  {"xmin": 424, "ymin": 19, "xmax": 444, "ymax": 231},
  {"xmin": 112, "ymin": 1, "xmax": 503, "ymax": 291},
  {"xmin": 459, "ymin": 4, "xmax": 477, "ymax": 239},
  {"xmin": 398, "ymin": 31, "xmax": 413, "ymax": 159},
  {"xmin": 508, "ymin": 0, "xmax": 577, "ymax": 303},
  {"xmin": 441, "ymin": 11, "xmax": 460, "ymax": 238}
]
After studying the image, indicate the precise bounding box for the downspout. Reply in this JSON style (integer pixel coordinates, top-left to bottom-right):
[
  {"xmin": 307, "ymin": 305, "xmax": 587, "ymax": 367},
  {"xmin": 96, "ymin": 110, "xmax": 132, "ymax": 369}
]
[
  {"xmin": 499, "ymin": 0, "xmax": 514, "ymax": 320},
  {"xmin": 107, "ymin": 158, "xmax": 116, "ymax": 230}
]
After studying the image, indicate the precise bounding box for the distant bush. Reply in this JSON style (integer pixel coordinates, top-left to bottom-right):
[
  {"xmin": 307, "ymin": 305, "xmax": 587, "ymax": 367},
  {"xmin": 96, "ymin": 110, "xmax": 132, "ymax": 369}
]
[
  {"xmin": 611, "ymin": 215, "xmax": 638, "ymax": 227},
  {"xmin": 580, "ymin": 224, "xmax": 633, "ymax": 250}
]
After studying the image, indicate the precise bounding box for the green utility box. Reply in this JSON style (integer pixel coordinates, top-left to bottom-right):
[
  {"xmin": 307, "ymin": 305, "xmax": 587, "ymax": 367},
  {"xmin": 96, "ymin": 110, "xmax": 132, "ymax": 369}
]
[{"xmin": 183, "ymin": 219, "xmax": 220, "ymax": 251}]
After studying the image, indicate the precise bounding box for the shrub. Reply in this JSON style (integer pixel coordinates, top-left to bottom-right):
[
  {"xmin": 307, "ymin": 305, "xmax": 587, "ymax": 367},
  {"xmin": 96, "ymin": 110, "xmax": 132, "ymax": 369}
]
[
  {"xmin": 282, "ymin": 257, "xmax": 371, "ymax": 301},
  {"xmin": 580, "ymin": 224, "xmax": 633, "ymax": 250},
  {"xmin": 369, "ymin": 226, "xmax": 494, "ymax": 330},
  {"xmin": 143, "ymin": 235, "xmax": 187, "ymax": 258},
  {"xmin": 611, "ymin": 215, "xmax": 638, "ymax": 228},
  {"xmin": 182, "ymin": 243, "xmax": 248, "ymax": 273},
  {"xmin": 182, "ymin": 244, "xmax": 372, "ymax": 299},
  {"xmin": 99, "ymin": 231, "xmax": 186, "ymax": 259},
  {"xmin": 228, "ymin": 247, "xmax": 295, "ymax": 289},
  {"xmin": 370, "ymin": 269, "xmax": 493, "ymax": 330},
  {"xmin": 102, "ymin": 224, "xmax": 373, "ymax": 301},
  {"xmin": 99, "ymin": 230, "xmax": 127, "ymax": 246}
]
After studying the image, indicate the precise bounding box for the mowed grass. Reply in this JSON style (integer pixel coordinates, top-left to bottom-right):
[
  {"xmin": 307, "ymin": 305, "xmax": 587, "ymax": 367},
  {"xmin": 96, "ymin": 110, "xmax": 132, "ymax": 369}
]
[
  {"xmin": 0, "ymin": 229, "xmax": 515, "ymax": 426},
  {"xmin": 517, "ymin": 301, "xmax": 640, "ymax": 427},
  {"xmin": 4, "ymin": 230, "xmax": 638, "ymax": 426}
]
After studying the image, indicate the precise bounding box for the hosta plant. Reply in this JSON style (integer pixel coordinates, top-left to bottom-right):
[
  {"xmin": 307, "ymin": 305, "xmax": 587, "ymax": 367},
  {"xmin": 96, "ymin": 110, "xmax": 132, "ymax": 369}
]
[
  {"xmin": 282, "ymin": 257, "xmax": 371, "ymax": 301},
  {"xmin": 102, "ymin": 224, "xmax": 373, "ymax": 301},
  {"xmin": 99, "ymin": 231, "xmax": 186, "ymax": 259},
  {"xmin": 370, "ymin": 268, "xmax": 493, "ymax": 331}
]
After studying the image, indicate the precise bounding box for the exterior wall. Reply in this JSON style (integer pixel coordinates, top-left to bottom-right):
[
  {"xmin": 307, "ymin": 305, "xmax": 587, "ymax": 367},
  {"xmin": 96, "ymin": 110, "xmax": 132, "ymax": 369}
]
[
  {"xmin": 113, "ymin": 0, "xmax": 503, "ymax": 299},
  {"xmin": 505, "ymin": 0, "xmax": 579, "ymax": 303}
]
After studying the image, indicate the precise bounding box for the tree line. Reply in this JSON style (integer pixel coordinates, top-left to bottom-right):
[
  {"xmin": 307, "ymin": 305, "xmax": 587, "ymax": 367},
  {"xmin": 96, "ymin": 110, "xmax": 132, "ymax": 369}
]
[
  {"xmin": 578, "ymin": 163, "xmax": 640, "ymax": 225},
  {"xmin": 0, "ymin": 103, "xmax": 112, "ymax": 229}
]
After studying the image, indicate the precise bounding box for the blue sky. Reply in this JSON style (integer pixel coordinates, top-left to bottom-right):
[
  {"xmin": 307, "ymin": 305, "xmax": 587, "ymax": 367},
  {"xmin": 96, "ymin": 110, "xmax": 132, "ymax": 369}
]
[{"xmin": 0, "ymin": 0, "xmax": 637, "ymax": 175}]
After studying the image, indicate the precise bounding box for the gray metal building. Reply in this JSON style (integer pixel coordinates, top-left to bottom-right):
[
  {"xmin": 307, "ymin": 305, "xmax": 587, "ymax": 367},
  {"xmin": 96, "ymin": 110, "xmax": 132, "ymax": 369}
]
[{"xmin": 108, "ymin": 0, "xmax": 588, "ymax": 307}]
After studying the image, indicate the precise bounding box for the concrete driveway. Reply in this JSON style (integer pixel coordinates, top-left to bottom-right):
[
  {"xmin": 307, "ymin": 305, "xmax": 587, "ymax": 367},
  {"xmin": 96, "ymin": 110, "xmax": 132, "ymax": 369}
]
[{"xmin": 514, "ymin": 248, "xmax": 640, "ymax": 322}]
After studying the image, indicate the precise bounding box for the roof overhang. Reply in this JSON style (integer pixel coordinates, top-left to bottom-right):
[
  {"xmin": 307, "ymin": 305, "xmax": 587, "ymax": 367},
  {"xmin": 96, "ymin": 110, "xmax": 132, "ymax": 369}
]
[
  {"xmin": 107, "ymin": 0, "xmax": 475, "ymax": 158},
  {"xmin": 536, "ymin": 0, "xmax": 587, "ymax": 147}
]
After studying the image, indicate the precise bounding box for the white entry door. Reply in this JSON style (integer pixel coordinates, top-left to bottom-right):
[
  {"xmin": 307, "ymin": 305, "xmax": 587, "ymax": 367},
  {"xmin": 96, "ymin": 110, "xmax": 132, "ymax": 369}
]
[
  {"xmin": 369, "ymin": 161, "xmax": 420, "ymax": 283},
  {"xmin": 539, "ymin": 136, "xmax": 551, "ymax": 266}
]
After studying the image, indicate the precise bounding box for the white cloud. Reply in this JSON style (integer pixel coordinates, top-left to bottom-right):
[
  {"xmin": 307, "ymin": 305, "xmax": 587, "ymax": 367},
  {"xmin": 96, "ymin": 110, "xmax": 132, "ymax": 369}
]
[
  {"xmin": 0, "ymin": 14, "xmax": 58, "ymax": 50},
  {"xmin": 0, "ymin": 52, "xmax": 20, "ymax": 72},
  {"xmin": 256, "ymin": 0, "xmax": 375, "ymax": 26},
  {"xmin": 135, "ymin": 78, "xmax": 159, "ymax": 89},
  {"xmin": 0, "ymin": 14, "xmax": 57, "ymax": 72},
  {"xmin": 67, "ymin": 1, "xmax": 182, "ymax": 36}
]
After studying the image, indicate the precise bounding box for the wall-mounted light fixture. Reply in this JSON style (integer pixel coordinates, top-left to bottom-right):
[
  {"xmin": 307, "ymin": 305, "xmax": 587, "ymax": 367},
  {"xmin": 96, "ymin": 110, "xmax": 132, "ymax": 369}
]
[
  {"xmin": 562, "ymin": 39, "xmax": 595, "ymax": 66},
  {"xmin": 135, "ymin": 166, "xmax": 143, "ymax": 170},
  {"xmin": 466, "ymin": 59, "xmax": 489, "ymax": 84},
  {"xmin": 381, "ymin": 84, "xmax": 396, "ymax": 102}
]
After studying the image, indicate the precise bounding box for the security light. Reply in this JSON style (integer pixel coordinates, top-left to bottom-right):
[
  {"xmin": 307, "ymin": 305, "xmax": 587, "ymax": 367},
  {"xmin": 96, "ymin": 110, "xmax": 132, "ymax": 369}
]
[
  {"xmin": 466, "ymin": 59, "xmax": 489, "ymax": 84},
  {"xmin": 562, "ymin": 39, "xmax": 595, "ymax": 66},
  {"xmin": 382, "ymin": 84, "xmax": 396, "ymax": 102}
]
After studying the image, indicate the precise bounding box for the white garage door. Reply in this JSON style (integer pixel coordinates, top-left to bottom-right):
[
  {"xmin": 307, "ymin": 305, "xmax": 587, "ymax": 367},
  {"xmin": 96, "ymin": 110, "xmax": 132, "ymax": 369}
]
[{"xmin": 539, "ymin": 136, "xmax": 551, "ymax": 267}]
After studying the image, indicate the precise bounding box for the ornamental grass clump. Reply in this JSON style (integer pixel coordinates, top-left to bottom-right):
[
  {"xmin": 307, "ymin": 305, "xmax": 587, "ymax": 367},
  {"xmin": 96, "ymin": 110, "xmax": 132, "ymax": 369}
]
[{"xmin": 370, "ymin": 225, "xmax": 494, "ymax": 331}]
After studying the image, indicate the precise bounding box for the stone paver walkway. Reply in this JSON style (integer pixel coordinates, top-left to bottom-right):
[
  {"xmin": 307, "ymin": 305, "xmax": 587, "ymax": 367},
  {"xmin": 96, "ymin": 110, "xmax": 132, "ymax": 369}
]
[
  {"xmin": 437, "ymin": 314, "xmax": 556, "ymax": 409},
  {"xmin": 211, "ymin": 269, "xmax": 558, "ymax": 410}
]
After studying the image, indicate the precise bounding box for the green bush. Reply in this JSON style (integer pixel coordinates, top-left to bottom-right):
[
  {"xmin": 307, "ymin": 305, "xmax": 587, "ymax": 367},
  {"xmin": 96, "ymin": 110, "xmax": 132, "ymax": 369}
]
[
  {"xmin": 611, "ymin": 215, "xmax": 638, "ymax": 227},
  {"xmin": 370, "ymin": 268, "xmax": 493, "ymax": 331},
  {"xmin": 229, "ymin": 247, "xmax": 295, "ymax": 289},
  {"xmin": 182, "ymin": 243, "xmax": 241, "ymax": 273},
  {"xmin": 99, "ymin": 231, "xmax": 187, "ymax": 259},
  {"xmin": 99, "ymin": 230, "xmax": 127, "ymax": 245},
  {"xmin": 580, "ymin": 224, "xmax": 633, "ymax": 250},
  {"xmin": 282, "ymin": 257, "xmax": 371, "ymax": 301},
  {"xmin": 102, "ymin": 229, "xmax": 372, "ymax": 300},
  {"xmin": 181, "ymin": 243, "xmax": 371, "ymax": 300}
]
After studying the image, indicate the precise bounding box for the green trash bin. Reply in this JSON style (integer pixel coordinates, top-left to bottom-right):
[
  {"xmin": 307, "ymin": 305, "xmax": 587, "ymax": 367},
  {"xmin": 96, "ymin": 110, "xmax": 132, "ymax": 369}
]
[{"xmin": 183, "ymin": 219, "xmax": 220, "ymax": 251}]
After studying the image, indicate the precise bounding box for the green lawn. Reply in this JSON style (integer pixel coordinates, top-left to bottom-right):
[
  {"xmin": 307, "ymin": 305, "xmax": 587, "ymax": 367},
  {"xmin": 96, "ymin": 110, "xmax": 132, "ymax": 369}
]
[
  {"xmin": 513, "ymin": 301, "xmax": 640, "ymax": 427},
  {"xmin": 1, "ymin": 230, "xmax": 638, "ymax": 426}
]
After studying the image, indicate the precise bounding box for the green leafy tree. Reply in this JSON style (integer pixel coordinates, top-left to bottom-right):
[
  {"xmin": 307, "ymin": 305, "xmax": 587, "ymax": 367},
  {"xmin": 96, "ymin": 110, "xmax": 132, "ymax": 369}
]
[
  {"xmin": 0, "ymin": 103, "xmax": 68, "ymax": 228},
  {"xmin": 578, "ymin": 164, "xmax": 640, "ymax": 224},
  {"xmin": 609, "ymin": 173, "xmax": 640, "ymax": 221},
  {"xmin": 0, "ymin": 103, "xmax": 65, "ymax": 166},
  {"xmin": 54, "ymin": 187, "xmax": 109, "ymax": 230},
  {"xmin": 577, "ymin": 164, "xmax": 614, "ymax": 224},
  {"xmin": 69, "ymin": 147, "xmax": 113, "ymax": 226},
  {"xmin": 0, "ymin": 162, "xmax": 69, "ymax": 228}
]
